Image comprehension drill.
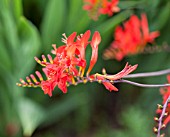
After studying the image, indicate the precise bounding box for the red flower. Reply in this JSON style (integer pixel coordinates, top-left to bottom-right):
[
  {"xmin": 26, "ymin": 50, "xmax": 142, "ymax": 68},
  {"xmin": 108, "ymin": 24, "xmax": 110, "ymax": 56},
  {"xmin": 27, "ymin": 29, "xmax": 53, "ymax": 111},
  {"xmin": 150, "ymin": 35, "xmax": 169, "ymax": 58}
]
[
  {"xmin": 87, "ymin": 31, "xmax": 101, "ymax": 76},
  {"xmin": 99, "ymin": 0, "xmax": 120, "ymax": 16},
  {"xmin": 103, "ymin": 13, "xmax": 160, "ymax": 61},
  {"xmin": 156, "ymin": 75, "xmax": 170, "ymax": 127},
  {"xmin": 16, "ymin": 30, "xmax": 137, "ymax": 97},
  {"xmin": 83, "ymin": 0, "xmax": 120, "ymax": 20},
  {"xmin": 16, "ymin": 30, "xmax": 101, "ymax": 96}
]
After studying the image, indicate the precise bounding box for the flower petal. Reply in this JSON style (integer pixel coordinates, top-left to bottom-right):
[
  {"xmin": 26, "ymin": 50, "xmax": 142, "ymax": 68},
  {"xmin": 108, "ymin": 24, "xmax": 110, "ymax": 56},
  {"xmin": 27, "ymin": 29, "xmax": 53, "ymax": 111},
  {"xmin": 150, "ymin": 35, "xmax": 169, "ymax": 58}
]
[{"xmin": 86, "ymin": 31, "xmax": 101, "ymax": 76}]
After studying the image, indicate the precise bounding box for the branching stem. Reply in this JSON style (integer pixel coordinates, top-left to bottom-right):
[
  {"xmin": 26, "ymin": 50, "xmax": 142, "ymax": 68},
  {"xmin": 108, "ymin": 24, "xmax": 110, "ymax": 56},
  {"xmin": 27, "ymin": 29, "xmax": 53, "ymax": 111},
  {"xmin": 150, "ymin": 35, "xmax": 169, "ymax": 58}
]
[
  {"xmin": 114, "ymin": 79, "xmax": 170, "ymax": 88},
  {"xmin": 123, "ymin": 69, "xmax": 170, "ymax": 78},
  {"xmin": 157, "ymin": 96, "xmax": 170, "ymax": 137}
]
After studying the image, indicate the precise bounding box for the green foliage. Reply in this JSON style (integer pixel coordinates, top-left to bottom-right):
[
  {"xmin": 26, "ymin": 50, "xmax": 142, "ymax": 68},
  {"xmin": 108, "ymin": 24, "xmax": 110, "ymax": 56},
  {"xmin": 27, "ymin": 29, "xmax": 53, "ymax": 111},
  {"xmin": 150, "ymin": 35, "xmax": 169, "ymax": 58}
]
[{"xmin": 0, "ymin": 0, "xmax": 170, "ymax": 137}]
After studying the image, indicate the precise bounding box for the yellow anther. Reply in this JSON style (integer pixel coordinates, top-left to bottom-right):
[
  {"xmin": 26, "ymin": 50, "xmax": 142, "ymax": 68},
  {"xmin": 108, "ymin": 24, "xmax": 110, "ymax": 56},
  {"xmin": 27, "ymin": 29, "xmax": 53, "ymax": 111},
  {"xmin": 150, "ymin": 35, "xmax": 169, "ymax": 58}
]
[
  {"xmin": 71, "ymin": 77, "xmax": 76, "ymax": 85},
  {"xmin": 78, "ymin": 67, "xmax": 82, "ymax": 77},
  {"xmin": 80, "ymin": 68, "xmax": 85, "ymax": 77}
]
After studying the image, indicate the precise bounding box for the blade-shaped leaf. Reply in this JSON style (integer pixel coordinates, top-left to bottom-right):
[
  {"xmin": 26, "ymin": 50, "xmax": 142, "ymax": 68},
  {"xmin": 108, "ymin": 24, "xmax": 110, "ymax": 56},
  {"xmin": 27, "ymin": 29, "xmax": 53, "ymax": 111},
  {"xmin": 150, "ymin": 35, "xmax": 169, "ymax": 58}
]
[
  {"xmin": 17, "ymin": 97, "xmax": 45, "ymax": 136},
  {"xmin": 41, "ymin": 0, "xmax": 66, "ymax": 53},
  {"xmin": 93, "ymin": 10, "xmax": 133, "ymax": 35},
  {"xmin": 16, "ymin": 17, "xmax": 41, "ymax": 78}
]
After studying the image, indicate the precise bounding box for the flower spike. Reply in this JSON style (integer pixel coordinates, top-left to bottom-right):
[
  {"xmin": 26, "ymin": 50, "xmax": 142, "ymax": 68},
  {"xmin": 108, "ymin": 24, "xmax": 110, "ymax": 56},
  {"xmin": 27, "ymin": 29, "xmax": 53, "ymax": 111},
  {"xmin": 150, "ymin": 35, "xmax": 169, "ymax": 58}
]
[{"xmin": 17, "ymin": 30, "xmax": 169, "ymax": 97}]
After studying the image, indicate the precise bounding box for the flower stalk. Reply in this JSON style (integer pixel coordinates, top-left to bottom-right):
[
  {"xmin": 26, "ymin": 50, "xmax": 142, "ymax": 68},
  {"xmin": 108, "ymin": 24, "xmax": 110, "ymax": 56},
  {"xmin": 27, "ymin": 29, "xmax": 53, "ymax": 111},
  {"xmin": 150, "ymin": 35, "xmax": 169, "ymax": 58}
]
[{"xmin": 156, "ymin": 95, "xmax": 170, "ymax": 137}]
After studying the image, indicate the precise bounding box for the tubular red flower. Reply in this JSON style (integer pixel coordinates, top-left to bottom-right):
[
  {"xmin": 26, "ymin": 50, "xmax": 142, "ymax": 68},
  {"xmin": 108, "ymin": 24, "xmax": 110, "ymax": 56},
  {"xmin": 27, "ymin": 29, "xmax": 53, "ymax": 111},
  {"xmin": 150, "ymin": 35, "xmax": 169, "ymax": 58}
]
[
  {"xmin": 102, "ymin": 82, "xmax": 118, "ymax": 92},
  {"xmin": 87, "ymin": 31, "xmax": 101, "ymax": 76},
  {"xmin": 16, "ymin": 30, "xmax": 102, "ymax": 96},
  {"xmin": 96, "ymin": 63, "xmax": 138, "ymax": 81},
  {"xmin": 17, "ymin": 30, "xmax": 138, "ymax": 97}
]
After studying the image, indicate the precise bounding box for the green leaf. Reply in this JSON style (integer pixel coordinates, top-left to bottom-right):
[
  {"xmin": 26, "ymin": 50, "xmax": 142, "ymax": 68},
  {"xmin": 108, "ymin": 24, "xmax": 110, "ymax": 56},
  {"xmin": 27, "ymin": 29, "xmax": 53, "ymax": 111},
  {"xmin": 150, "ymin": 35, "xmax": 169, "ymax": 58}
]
[
  {"xmin": 0, "ymin": 10, "xmax": 19, "ymax": 53},
  {"xmin": 10, "ymin": 0, "xmax": 23, "ymax": 21},
  {"xmin": 17, "ymin": 16, "xmax": 41, "ymax": 78},
  {"xmin": 0, "ymin": 36, "xmax": 12, "ymax": 71},
  {"xmin": 153, "ymin": 2, "xmax": 170, "ymax": 30},
  {"xmin": 41, "ymin": 0, "xmax": 66, "ymax": 53},
  {"xmin": 93, "ymin": 10, "xmax": 133, "ymax": 35},
  {"xmin": 67, "ymin": 0, "xmax": 83, "ymax": 26},
  {"xmin": 42, "ymin": 92, "xmax": 87, "ymax": 126},
  {"xmin": 17, "ymin": 97, "xmax": 45, "ymax": 137},
  {"xmin": 66, "ymin": 0, "xmax": 91, "ymax": 33},
  {"xmin": 118, "ymin": 1, "xmax": 144, "ymax": 9}
]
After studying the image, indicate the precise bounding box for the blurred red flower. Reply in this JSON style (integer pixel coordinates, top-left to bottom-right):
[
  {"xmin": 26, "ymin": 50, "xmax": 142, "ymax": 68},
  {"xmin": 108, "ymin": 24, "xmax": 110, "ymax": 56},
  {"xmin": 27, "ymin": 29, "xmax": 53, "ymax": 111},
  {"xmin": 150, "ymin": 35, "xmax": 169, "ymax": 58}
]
[
  {"xmin": 103, "ymin": 14, "xmax": 160, "ymax": 61},
  {"xmin": 83, "ymin": 0, "xmax": 120, "ymax": 20}
]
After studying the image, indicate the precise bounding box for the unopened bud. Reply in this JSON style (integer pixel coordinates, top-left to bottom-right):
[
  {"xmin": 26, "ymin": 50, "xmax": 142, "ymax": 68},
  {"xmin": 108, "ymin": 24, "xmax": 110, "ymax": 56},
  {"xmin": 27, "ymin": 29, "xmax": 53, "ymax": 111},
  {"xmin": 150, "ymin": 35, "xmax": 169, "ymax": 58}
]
[
  {"xmin": 153, "ymin": 127, "xmax": 158, "ymax": 133},
  {"xmin": 161, "ymin": 124, "xmax": 166, "ymax": 129},
  {"xmin": 110, "ymin": 80, "xmax": 114, "ymax": 83},
  {"xmin": 102, "ymin": 68, "xmax": 106, "ymax": 75},
  {"xmin": 98, "ymin": 80, "xmax": 102, "ymax": 83},
  {"xmin": 154, "ymin": 117, "xmax": 159, "ymax": 122},
  {"xmin": 160, "ymin": 133, "xmax": 165, "ymax": 137},
  {"xmin": 157, "ymin": 104, "xmax": 163, "ymax": 109},
  {"xmin": 164, "ymin": 112, "xmax": 168, "ymax": 116}
]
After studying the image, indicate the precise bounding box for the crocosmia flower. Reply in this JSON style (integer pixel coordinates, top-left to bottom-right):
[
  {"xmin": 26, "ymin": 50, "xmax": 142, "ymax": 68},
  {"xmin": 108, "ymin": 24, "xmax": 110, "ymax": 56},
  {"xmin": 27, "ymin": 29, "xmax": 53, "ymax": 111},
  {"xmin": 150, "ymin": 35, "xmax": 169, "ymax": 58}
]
[
  {"xmin": 16, "ymin": 30, "xmax": 137, "ymax": 97},
  {"xmin": 156, "ymin": 75, "xmax": 170, "ymax": 127},
  {"xmin": 83, "ymin": 0, "xmax": 120, "ymax": 20},
  {"xmin": 103, "ymin": 13, "xmax": 160, "ymax": 61}
]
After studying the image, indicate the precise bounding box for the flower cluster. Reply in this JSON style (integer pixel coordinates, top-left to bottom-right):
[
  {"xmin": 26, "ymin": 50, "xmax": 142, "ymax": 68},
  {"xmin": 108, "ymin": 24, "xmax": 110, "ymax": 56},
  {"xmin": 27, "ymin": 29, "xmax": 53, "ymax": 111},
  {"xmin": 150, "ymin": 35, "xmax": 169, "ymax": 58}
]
[
  {"xmin": 154, "ymin": 75, "xmax": 170, "ymax": 135},
  {"xmin": 16, "ymin": 30, "xmax": 138, "ymax": 97},
  {"xmin": 103, "ymin": 14, "xmax": 160, "ymax": 61},
  {"xmin": 83, "ymin": 0, "xmax": 120, "ymax": 20}
]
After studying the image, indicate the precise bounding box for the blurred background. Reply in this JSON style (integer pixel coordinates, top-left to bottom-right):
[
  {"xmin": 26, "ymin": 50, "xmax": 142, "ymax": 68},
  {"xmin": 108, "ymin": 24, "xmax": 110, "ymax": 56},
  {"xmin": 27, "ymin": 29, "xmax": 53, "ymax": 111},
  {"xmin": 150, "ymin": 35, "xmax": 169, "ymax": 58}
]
[{"xmin": 0, "ymin": 0, "xmax": 170, "ymax": 137}]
